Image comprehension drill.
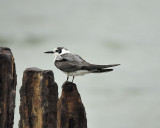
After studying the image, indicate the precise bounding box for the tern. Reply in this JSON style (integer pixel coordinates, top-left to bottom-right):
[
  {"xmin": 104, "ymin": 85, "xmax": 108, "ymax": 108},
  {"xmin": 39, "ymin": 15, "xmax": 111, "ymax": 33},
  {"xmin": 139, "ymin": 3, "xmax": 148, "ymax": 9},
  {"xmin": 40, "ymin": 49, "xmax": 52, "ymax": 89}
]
[{"xmin": 45, "ymin": 47, "xmax": 120, "ymax": 82}]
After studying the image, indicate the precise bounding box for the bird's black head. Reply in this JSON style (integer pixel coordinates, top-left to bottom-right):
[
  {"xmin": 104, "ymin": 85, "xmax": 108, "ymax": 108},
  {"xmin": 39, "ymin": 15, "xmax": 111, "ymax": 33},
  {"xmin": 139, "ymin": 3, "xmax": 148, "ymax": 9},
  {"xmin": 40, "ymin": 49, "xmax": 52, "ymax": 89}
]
[{"xmin": 55, "ymin": 47, "xmax": 68, "ymax": 54}]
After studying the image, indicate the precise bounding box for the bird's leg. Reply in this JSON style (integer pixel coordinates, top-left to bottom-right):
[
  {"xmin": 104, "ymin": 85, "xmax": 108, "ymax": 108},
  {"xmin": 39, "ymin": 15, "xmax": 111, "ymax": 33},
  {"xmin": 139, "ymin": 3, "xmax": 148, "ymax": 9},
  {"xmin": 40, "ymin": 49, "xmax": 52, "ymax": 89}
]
[
  {"xmin": 72, "ymin": 76, "xmax": 75, "ymax": 82},
  {"xmin": 66, "ymin": 75, "xmax": 69, "ymax": 81}
]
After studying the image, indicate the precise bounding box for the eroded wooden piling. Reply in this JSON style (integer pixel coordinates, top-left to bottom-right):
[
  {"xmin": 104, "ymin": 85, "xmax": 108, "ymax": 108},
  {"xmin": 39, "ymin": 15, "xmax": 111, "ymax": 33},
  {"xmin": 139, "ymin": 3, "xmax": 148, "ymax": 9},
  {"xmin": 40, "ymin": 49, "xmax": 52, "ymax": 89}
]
[
  {"xmin": 57, "ymin": 81, "xmax": 87, "ymax": 128},
  {"xmin": 19, "ymin": 68, "xmax": 58, "ymax": 128},
  {"xmin": 0, "ymin": 47, "xmax": 17, "ymax": 128}
]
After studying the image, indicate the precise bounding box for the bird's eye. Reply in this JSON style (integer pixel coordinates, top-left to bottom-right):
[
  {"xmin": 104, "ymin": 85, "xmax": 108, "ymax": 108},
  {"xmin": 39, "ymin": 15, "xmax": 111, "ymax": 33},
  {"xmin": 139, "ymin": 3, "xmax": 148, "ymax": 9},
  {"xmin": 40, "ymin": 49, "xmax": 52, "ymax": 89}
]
[{"xmin": 55, "ymin": 49, "xmax": 61, "ymax": 53}]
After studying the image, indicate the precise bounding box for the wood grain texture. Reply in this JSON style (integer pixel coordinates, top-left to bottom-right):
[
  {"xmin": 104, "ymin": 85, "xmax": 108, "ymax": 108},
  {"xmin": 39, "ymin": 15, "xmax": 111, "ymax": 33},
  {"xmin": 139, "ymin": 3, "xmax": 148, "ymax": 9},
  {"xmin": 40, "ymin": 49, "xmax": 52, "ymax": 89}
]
[
  {"xmin": 0, "ymin": 47, "xmax": 17, "ymax": 128},
  {"xmin": 19, "ymin": 68, "xmax": 58, "ymax": 128},
  {"xmin": 57, "ymin": 81, "xmax": 87, "ymax": 128}
]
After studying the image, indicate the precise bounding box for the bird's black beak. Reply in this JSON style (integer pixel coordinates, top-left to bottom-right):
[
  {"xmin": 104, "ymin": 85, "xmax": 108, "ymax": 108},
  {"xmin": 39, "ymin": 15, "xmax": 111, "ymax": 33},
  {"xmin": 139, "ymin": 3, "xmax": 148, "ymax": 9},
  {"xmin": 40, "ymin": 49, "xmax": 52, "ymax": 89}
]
[{"xmin": 44, "ymin": 51, "xmax": 55, "ymax": 54}]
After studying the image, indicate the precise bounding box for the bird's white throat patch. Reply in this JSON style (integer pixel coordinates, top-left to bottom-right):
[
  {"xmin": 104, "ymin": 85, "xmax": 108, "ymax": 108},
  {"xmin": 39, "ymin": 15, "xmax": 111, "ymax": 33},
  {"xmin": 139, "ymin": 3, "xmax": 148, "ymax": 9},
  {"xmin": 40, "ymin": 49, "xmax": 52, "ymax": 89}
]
[{"xmin": 53, "ymin": 53, "xmax": 60, "ymax": 61}]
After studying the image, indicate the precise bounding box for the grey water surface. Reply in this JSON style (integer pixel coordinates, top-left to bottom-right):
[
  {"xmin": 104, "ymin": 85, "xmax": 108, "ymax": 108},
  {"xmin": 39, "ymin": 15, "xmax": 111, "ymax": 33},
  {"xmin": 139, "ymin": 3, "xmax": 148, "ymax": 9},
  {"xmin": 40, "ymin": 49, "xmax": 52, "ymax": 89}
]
[{"xmin": 0, "ymin": 0, "xmax": 160, "ymax": 128}]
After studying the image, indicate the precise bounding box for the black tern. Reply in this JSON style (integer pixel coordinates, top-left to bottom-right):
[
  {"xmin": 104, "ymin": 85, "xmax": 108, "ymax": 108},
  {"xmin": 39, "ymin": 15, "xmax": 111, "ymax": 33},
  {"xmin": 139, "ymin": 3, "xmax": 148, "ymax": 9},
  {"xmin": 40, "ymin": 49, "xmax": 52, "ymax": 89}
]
[{"xmin": 45, "ymin": 47, "xmax": 120, "ymax": 82}]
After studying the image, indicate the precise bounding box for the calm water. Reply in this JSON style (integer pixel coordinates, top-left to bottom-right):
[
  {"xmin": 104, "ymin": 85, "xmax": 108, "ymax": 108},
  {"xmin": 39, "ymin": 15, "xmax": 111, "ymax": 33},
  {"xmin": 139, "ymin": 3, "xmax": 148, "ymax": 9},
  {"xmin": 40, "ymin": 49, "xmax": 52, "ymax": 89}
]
[{"xmin": 0, "ymin": 0, "xmax": 160, "ymax": 128}]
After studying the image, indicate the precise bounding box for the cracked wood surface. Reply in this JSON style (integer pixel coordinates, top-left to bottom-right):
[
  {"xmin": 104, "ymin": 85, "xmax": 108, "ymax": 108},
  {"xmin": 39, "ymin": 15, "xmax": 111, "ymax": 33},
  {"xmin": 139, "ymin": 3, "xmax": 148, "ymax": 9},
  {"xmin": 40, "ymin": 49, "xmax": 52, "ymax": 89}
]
[
  {"xmin": 19, "ymin": 68, "xmax": 58, "ymax": 128},
  {"xmin": 0, "ymin": 47, "xmax": 17, "ymax": 128},
  {"xmin": 57, "ymin": 81, "xmax": 87, "ymax": 128}
]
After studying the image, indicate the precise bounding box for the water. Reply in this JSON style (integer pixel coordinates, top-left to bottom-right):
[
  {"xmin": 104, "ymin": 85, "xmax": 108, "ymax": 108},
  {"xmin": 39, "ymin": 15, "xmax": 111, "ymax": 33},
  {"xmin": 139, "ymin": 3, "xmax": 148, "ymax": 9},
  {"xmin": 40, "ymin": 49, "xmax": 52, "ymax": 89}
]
[{"xmin": 0, "ymin": 0, "xmax": 160, "ymax": 128}]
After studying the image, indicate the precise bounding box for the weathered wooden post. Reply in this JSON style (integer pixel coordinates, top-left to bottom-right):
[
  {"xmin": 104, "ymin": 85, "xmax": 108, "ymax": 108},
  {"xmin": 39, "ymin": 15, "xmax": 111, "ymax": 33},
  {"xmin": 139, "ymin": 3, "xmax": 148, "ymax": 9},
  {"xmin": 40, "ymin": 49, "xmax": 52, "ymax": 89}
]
[
  {"xmin": 57, "ymin": 81, "xmax": 87, "ymax": 128},
  {"xmin": 0, "ymin": 47, "xmax": 17, "ymax": 128},
  {"xmin": 19, "ymin": 68, "xmax": 58, "ymax": 128}
]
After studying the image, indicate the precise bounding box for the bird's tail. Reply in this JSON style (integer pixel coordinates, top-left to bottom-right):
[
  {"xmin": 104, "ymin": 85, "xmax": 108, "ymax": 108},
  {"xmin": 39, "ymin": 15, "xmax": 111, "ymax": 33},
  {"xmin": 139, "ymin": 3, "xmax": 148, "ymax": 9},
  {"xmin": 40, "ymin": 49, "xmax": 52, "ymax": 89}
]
[{"xmin": 81, "ymin": 64, "xmax": 120, "ymax": 73}]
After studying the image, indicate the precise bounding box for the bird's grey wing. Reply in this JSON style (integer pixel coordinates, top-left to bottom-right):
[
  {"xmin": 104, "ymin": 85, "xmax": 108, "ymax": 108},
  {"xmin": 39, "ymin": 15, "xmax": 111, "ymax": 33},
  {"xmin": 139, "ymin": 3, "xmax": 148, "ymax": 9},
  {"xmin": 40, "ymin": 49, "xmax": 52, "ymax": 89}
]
[
  {"xmin": 54, "ymin": 53, "xmax": 89, "ymax": 72},
  {"xmin": 61, "ymin": 53, "xmax": 88, "ymax": 63}
]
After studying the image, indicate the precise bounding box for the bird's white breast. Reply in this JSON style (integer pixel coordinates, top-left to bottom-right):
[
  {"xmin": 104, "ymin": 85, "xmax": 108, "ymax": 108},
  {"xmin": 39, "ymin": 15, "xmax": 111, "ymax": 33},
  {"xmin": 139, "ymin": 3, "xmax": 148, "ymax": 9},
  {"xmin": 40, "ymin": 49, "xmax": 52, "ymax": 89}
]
[{"xmin": 63, "ymin": 70, "xmax": 90, "ymax": 76}]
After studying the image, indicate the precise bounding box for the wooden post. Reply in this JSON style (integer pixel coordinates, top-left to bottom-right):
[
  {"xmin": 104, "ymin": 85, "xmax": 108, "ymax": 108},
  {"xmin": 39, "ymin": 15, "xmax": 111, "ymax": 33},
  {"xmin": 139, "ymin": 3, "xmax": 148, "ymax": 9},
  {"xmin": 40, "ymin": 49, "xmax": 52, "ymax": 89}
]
[
  {"xmin": 19, "ymin": 68, "xmax": 58, "ymax": 128},
  {"xmin": 57, "ymin": 81, "xmax": 87, "ymax": 128},
  {"xmin": 0, "ymin": 47, "xmax": 17, "ymax": 128}
]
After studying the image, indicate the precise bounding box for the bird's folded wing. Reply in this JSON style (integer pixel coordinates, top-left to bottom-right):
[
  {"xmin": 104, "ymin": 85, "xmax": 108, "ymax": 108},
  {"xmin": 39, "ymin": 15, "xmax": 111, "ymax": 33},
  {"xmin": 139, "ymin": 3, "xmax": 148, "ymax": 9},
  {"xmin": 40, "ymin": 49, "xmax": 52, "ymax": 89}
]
[
  {"xmin": 60, "ymin": 53, "xmax": 87, "ymax": 63},
  {"xmin": 55, "ymin": 53, "xmax": 120, "ymax": 72},
  {"xmin": 54, "ymin": 53, "xmax": 89, "ymax": 72}
]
